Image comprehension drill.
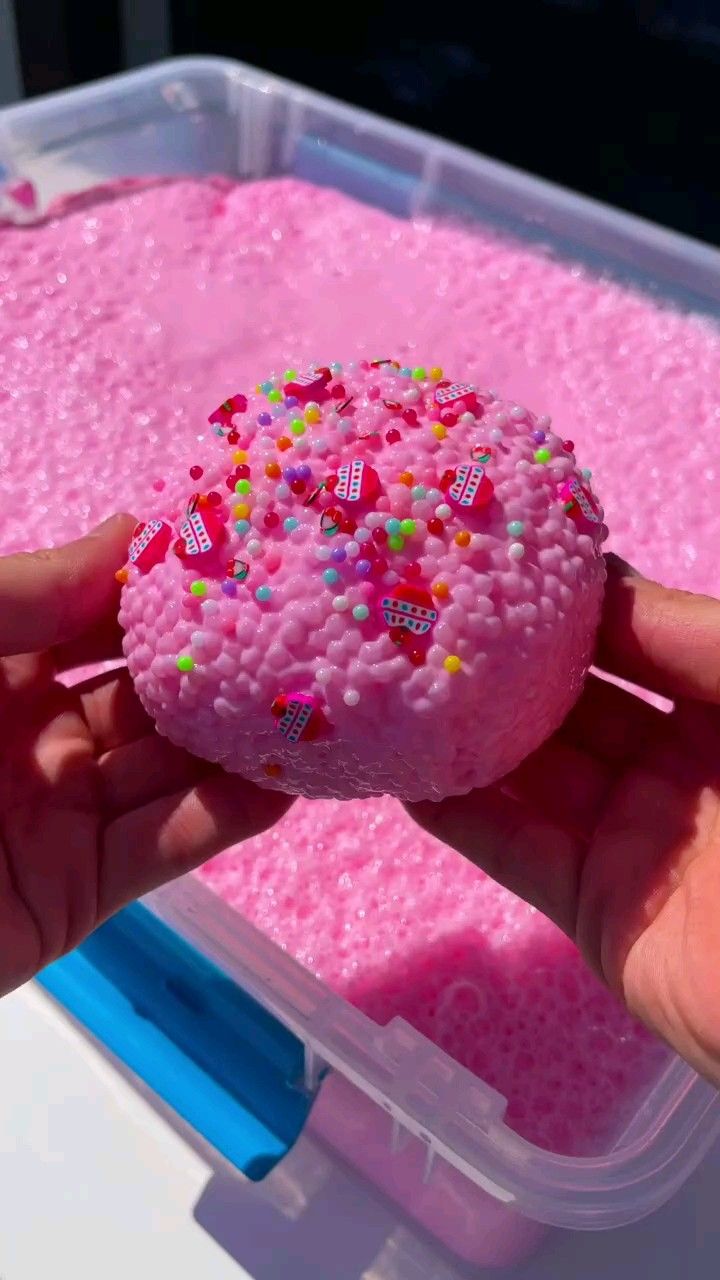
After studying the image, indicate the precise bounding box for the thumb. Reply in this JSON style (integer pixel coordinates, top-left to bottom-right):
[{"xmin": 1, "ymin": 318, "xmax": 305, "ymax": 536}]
[
  {"xmin": 599, "ymin": 554, "xmax": 720, "ymax": 705},
  {"xmin": 0, "ymin": 514, "xmax": 136, "ymax": 658}
]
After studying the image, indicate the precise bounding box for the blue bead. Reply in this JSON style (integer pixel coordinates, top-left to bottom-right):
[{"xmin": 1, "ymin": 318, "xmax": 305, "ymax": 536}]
[
  {"xmin": 356, "ymin": 559, "xmax": 372, "ymax": 575},
  {"xmin": 323, "ymin": 567, "xmax": 339, "ymax": 585},
  {"xmin": 260, "ymin": 381, "xmax": 273, "ymax": 395},
  {"xmin": 331, "ymin": 547, "xmax": 347, "ymax": 563},
  {"xmin": 385, "ymin": 517, "xmax": 402, "ymax": 535},
  {"xmin": 235, "ymin": 519, "xmax": 251, "ymax": 535},
  {"xmin": 400, "ymin": 366, "xmax": 412, "ymax": 378},
  {"xmin": 283, "ymin": 517, "xmax": 299, "ymax": 533},
  {"xmin": 255, "ymin": 585, "xmax": 272, "ymax": 602}
]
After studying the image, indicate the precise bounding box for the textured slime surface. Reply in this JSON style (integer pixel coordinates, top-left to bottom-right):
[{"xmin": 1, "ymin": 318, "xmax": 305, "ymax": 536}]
[
  {"xmin": 1, "ymin": 175, "xmax": 696, "ymax": 1154},
  {"xmin": 118, "ymin": 362, "xmax": 606, "ymax": 801}
]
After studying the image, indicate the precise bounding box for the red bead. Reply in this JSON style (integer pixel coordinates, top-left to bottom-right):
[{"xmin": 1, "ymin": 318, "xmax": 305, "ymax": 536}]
[
  {"xmin": 563, "ymin": 440, "xmax": 574, "ymax": 452},
  {"xmin": 408, "ymin": 649, "xmax": 426, "ymax": 667},
  {"xmin": 402, "ymin": 409, "xmax": 418, "ymax": 425},
  {"xmin": 441, "ymin": 412, "xmax": 458, "ymax": 428},
  {"xmin": 207, "ymin": 490, "xmax": 222, "ymax": 506},
  {"xmin": 428, "ymin": 517, "xmax": 445, "ymax": 536},
  {"xmin": 290, "ymin": 479, "xmax": 306, "ymax": 495},
  {"xmin": 264, "ymin": 510, "xmax": 280, "ymax": 528},
  {"xmin": 189, "ymin": 465, "xmax": 203, "ymax": 480},
  {"xmin": 389, "ymin": 626, "xmax": 408, "ymax": 646},
  {"xmin": 225, "ymin": 472, "xmax": 238, "ymax": 490},
  {"xmin": 340, "ymin": 516, "xmax": 357, "ymax": 534},
  {"xmin": 385, "ymin": 428, "xmax": 401, "ymax": 444},
  {"xmin": 227, "ymin": 430, "xmax": 239, "ymax": 445},
  {"xmin": 173, "ymin": 538, "xmax": 187, "ymax": 558},
  {"xmin": 439, "ymin": 469, "xmax": 457, "ymax": 492},
  {"xmin": 405, "ymin": 561, "xmax": 422, "ymax": 578},
  {"xmin": 330, "ymin": 383, "xmax": 346, "ymax": 398},
  {"xmin": 372, "ymin": 527, "xmax": 388, "ymax": 544},
  {"xmin": 325, "ymin": 474, "xmax": 338, "ymax": 491},
  {"xmin": 373, "ymin": 556, "xmax": 388, "ymax": 576},
  {"xmin": 236, "ymin": 464, "xmax": 251, "ymax": 479}
]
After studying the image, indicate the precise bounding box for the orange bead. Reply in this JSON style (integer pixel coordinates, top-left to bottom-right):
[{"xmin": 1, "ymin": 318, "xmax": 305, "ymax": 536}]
[
  {"xmin": 197, "ymin": 494, "xmax": 209, "ymax": 507},
  {"xmin": 263, "ymin": 761, "xmax": 283, "ymax": 779},
  {"xmin": 265, "ymin": 460, "xmax": 281, "ymax": 478},
  {"xmin": 114, "ymin": 567, "xmax": 129, "ymax": 585},
  {"xmin": 432, "ymin": 580, "xmax": 450, "ymax": 598},
  {"xmin": 232, "ymin": 449, "xmax": 248, "ymax": 464},
  {"xmin": 399, "ymin": 470, "xmax": 414, "ymax": 487},
  {"xmin": 277, "ymin": 436, "xmax": 292, "ymax": 452},
  {"xmin": 454, "ymin": 530, "xmax": 471, "ymax": 547}
]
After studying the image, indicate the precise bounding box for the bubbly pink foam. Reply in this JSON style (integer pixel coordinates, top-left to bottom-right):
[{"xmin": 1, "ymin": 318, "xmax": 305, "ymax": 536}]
[
  {"xmin": 2, "ymin": 174, "xmax": 710, "ymax": 1155},
  {"xmin": 118, "ymin": 364, "xmax": 605, "ymax": 801}
]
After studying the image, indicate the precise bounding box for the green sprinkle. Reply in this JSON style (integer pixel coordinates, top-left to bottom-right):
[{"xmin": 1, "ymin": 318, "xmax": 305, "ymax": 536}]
[
  {"xmin": 411, "ymin": 366, "xmax": 427, "ymax": 381},
  {"xmin": 268, "ymin": 388, "xmax": 282, "ymax": 403},
  {"xmin": 283, "ymin": 368, "xmax": 299, "ymax": 383},
  {"xmin": 235, "ymin": 478, "xmax": 252, "ymax": 494},
  {"xmin": 290, "ymin": 418, "xmax": 306, "ymax": 436},
  {"xmin": 400, "ymin": 518, "xmax": 416, "ymax": 536},
  {"xmin": 190, "ymin": 580, "xmax": 207, "ymax": 597},
  {"xmin": 534, "ymin": 447, "xmax": 552, "ymax": 464},
  {"xmin": 177, "ymin": 655, "xmax": 194, "ymax": 673},
  {"xmin": 388, "ymin": 534, "xmax": 405, "ymax": 552}
]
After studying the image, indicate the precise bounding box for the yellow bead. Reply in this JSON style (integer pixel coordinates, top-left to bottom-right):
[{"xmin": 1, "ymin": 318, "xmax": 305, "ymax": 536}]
[
  {"xmin": 232, "ymin": 449, "xmax": 248, "ymax": 464},
  {"xmin": 432, "ymin": 580, "xmax": 449, "ymax": 598},
  {"xmin": 305, "ymin": 406, "xmax": 321, "ymax": 424},
  {"xmin": 429, "ymin": 366, "xmax": 443, "ymax": 381},
  {"xmin": 444, "ymin": 655, "xmax": 462, "ymax": 674},
  {"xmin": 398, "ymin": 470, "xmax": 414, "ymax": 487},
  {"xmin": 431, "ymin": 422, "xmax": 446, "ymax": 440},
  {"xmin": 233, "ymin": 502, "xmax": 250, "ymax": 519},
  {"xmin": 454, "ymin": 530, "xmax": 471, "ymax": 548}
]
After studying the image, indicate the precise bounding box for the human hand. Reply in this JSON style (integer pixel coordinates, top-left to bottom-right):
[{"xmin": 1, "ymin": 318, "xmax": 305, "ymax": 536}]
[
  {"xmin": 0, "ymin": 515, "xmax": 291, "ymax": 996},
  {"xmin": 408, "ymin": 557, "xmax": 720, "ymax": 1088}
]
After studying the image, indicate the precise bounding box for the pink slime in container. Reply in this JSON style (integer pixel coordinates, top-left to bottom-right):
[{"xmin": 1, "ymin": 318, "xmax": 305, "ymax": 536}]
[{"xmin": 4, "ymin": 175, "xmax": 714, "ymax": 1243}]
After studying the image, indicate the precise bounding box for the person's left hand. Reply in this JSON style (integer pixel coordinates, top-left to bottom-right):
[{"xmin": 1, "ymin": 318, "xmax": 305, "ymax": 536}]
[{"xmin": 0, "ymin": 514, "xmax": 291, "ymax": 996}]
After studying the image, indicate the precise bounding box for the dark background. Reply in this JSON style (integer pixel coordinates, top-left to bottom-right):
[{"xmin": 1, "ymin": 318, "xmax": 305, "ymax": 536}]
[{"xmin": 13, "ymin": 0, "xmax": 720, "ymax": 245}]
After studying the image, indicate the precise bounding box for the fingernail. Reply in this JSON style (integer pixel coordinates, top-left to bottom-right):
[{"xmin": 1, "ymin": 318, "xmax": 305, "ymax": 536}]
[{"xmin": 605, "ymin": 552, "xmax": 643, "ymax": 579}]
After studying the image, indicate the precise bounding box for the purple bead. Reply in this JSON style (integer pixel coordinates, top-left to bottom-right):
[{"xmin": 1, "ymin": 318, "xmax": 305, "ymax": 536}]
[
  {"xmin": 331, "ymin": 547, "xmax": 347, "ymax": 563},
  {"xmin": 282, "ymin": 466, "xmax": 297, "ymax": 482},
  {"xmin": 257, "ymin": 412, "xmax": 272, "ymax": 427},
  {"xmin": 284, "ymin": 396, "xmax": 299, "ymax": 409},
  {"xmin": 356, "ymin": 559, "xmax": 372, "ymax": 575},
  {"xmin": 221, "ymin": 580, "xmax": 237, "ymax": 597},
  {"xmin": 531, "ymin": 429, "xmax": 546, "ymax": 444},
  {"xmin": 296, "ymin": 463, "xmax": 312, "ymax": 480}
]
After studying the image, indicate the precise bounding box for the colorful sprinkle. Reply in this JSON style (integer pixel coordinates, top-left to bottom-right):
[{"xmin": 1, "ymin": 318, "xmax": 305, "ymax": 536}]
[
  {"xmin": 290, "ymin": 418, "xmax": 306, "ymax": 436},
  {"xmin": 265, "ymin": 460, "xmax": 281, "ymax": 478},
  {"xmin": 432, "ymin": 581, "xmax": 449, "ymax": 598},
  {"xmin": 411, "ymin": 366, "xmax": 426, "ymax": 381},
  {"xmin": 263, "ymin": 761, "xmax": 283, "ymax": 778},
  {"xmin": 189, "ymin": 465, "xmax": 203, "ymax": 480},
  {"xmin": 177, "ymin": 655, "xmax": 194, "ymax": 673},
  {"xmin": 233, "ymin": 502, "xmax": 250, "ymax": 519},
  {"xmin": 388, "ymin": 534, "xmax": 405, "ymax": 551},
  {"xmin": 508, "ymin": 542, "xmax": 526, "ymax": 560},
  {"xmin": 323, "ymin": 567, "xmax": 340, "ymax": 585},
  {"xmin": 385, "ymin": 517, "xmax": 402, "ymax": 535},
  {"xmin": 427, "ymin": 517, "xmax": 444, "ymax": 536},
  {"xmin": 352, "ymin": 604, "xmax": 370, "ymax": 621},
  {"xmin": 235, "ymin": 478, "xmax": 252, "ymax": 494},
  {"xmin": 114, "ymin": 567, "xmax": 129, "ymax": 585},
  {"xmin": 411, "ymin": 485, "xmax": 427, "ymax": 500},
  {"xmin": 534, "ymin": 447, "xmax": 552, "ymax": 464},
  {"xmin": 454, "ymin": 530, "xmax": 471, "ymax": 547},
  {"xmin": 443, "ymin": 655, "xmax": 462, "ymax": 674},
  {"xmin": 431, "ymin": 422, "xmax": 447, "ymax": 440},
  {"xmin": 235, "ymin": 519, "xmax": 251, "ymax": 535},
  {"xmin": 429, "ymin": 366, "xmax": 443, "ymax": 381},
  {"xmin": 277, "ymin": 436, "xmax": 292, "ymax": 451},
  {"xmin": 507, "ymin": 520, "xmax": 525, "ymax": 537},
  {"xmin": 255, "ymin": 585, "xmax": 272, "ymax": 602},
  {"xmin": 332, "ymin": 595, "xmax": 349, "ymax": 611},
  {"xmin": 343, "ymin": 689, "xmax": 360, "ymax": 707},
  {"xmin": 399, "ymin": 470, "xmax": 414, "ymax": 487},
  {"xmin": 399, "ymin": 519, "xmax": 416, "ymax": 536},
  {"xmin": 190, "ymin": 580, "xmax": 207, "ymax": 597},
  {"xmin": 284, "ymin": 516, "xmax": 299, "ymax": 533},
  {"xmin": 268, "ymin": 388, "xmax": 283, "ymax": 403}
]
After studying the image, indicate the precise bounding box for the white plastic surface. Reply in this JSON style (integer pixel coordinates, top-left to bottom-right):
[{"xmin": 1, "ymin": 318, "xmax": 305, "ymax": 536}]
[{"xmin": 2, "ymin": 55, "xmax": 720, "ymax": 1256}]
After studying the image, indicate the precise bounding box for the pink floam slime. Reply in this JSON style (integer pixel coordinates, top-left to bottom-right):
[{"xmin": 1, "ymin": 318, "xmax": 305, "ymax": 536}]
[{"xmin": 118, "ymin": 361, "xmax": 606, "ymax": 801}]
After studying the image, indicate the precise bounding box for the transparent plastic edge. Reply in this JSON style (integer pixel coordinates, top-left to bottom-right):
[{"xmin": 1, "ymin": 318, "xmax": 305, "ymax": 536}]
[{"xmin": 146, "ymin": 878, "xmax": 720, "ymax": 1229}]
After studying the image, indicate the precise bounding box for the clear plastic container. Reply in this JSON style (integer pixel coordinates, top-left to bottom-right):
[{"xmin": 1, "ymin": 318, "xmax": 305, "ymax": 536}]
[{"xmin": 4, "ymin": 55, "xmax": 720, "ymax": 1268}]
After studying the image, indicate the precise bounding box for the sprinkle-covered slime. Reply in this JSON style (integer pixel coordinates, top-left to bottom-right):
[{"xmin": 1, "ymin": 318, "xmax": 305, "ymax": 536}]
[{"xmin": 5, "ymin": 173, "xmax": 714, "ymax": 1155}]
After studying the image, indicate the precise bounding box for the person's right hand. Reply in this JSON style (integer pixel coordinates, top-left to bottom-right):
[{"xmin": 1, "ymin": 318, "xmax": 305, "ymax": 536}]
[{"xmin": 408, "ymin": 556, "xmax": 720, "ymax": 1088}]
